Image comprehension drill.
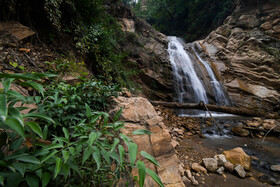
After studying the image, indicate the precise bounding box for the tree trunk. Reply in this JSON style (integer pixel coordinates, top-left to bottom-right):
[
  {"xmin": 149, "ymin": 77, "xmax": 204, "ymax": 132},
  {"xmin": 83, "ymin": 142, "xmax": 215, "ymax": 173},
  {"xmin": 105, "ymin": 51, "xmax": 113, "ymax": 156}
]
[{"xmin": 150, "ymin": 101, "xmax": 277, "ymax": 118}]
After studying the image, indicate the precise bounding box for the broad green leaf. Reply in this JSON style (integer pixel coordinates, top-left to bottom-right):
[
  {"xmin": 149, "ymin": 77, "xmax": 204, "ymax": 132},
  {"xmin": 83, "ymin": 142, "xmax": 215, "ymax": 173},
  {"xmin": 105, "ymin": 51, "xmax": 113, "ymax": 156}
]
[
  {"xmin": 12, "ymin": 162, "xmax": 26, "ymax": 177},
  {"xmin": 93, "ymin": 151, "xmax": 101, "ymax": 171},
  {"xmin": 62, "ymin": 150, "xmax": 70, "ymax": 164},
  {"xmin": 33, "ymin": 73, "xmax": 57, "ymax": 79},
  {"xmin": 0, "ymin": 94, "xmax": 7, "ymax": 120},
  {"xmin": 137, "ymin": 161, "xmax": 146, "ymax": 187},
  {"xmin": 128, "ymin": 142, "xmax": 137, "ymax": 168},
  {"xmin": 82, "ymin": 147, "xmax": 93, "ymax": 164},
  {"xmin": 16, "ymin": 155, "xmax": 40, "ymax": 164},
  {"xmin": 90, "ymin": 114, "xmax": 101, "ymax": 124},
  {"xmin": 113, "ymin": 107, "xmax": 123, "ymax": 122},
  {"xmin": 110, "ymin": 138, "xmax": 120, "ymax": 152},
  {"xmin": 26, "ymin": 174, "xmax": 39, "ymax": 187},
  {"xmin": 85, "ymin": 103, "xmax": 91, "ymax": 118},
  {"xmin": 20, "ymin": 80, "xmax": 45, "ymax": 96},
  {"xmin": 67, "ymin": 160, "xmax": 81, "ymax": 177},
  {"xmin": 109, "ymin": 151, "xmax": 119, "ymax": 163},
  {"xmin": 132, "ymin": 129, "xmax": 153, "ymax": 135},
  {"xmin": 10, "ymin": 137, "xmax": 24, "ymax": 151},
  {"xmin": 35, "ymin": 169, "xmax": 42, "ymax": 178},
  {"xmin": 120, "ymin": 133, "xmax": 132, "ymax": 145},
  {"xmin": 3, "ymin": 78, "xmax": 13, "ymax": 92},
  {"xmin": 146, "ymin": 168, "xmax": 164, "ymax": 187},
  {"xmin": 54, "ymin": 157, "xmax": 62, "ymax": 179},
  {"xmin": 23, "ymin": 113, "xmax": 55, "ymax": 124},
  {"xmin": 88, "ymin": 132, "xmax": 97, "ymax": 146},
  {"xmin": 61, "ymin": 163, "xmax": 70, "ymax": 177},
  {"xmin": 42, "ymin": 172, "xmax": 51, "ymax": 187},
  {"xmin": 62, "ymin": 127, "xmax": 69, "ymax": 139},
  {"xmin": 45, "ymin": 143, "xmax": 63, "ymax": 150},
  {"xmin": 140, "ymin": 151, "xmax": 160, "ymax": 167},
  {"xmin": 6, "ymin": 90, "xmax": 26, "ymax": 101},
  {"xmin": 118, "ymin": 145, "xmax": 124, "ymax": 167},
  {"xmin": 8, "ymin": 107, "xmax": 23, "ymax": 122},
  {"xmin": 43, "ymin": 125, "xmax": 48, "ymax": 140},
  {"xmin": 26, "ymin": 121, "xmax": 43, "ymax": 138},
  {"xmin": 5, "ymin": 117, "xmax": 25, "ymax": 137},
  {"xmin": 6, "ymin": 173, "xmax": 22, "ymax": 187},
  {"xmin": 41, "ymin": 150, "xmax": 58, "ymax": 163},
  {"xmin": 0, "ymin": 73, "xmax": 40, "ymax": 80},
  {"xmin": 68, "ymin": 147, "xmax": 75, "ymax": 156}
]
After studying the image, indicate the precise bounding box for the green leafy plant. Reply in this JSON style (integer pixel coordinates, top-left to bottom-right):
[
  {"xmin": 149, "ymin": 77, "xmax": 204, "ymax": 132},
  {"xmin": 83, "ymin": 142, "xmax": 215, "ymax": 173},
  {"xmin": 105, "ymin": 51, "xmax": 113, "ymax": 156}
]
[{"xmin": 0, "ymin": 73, "xmax": 164, "ymax": 186}]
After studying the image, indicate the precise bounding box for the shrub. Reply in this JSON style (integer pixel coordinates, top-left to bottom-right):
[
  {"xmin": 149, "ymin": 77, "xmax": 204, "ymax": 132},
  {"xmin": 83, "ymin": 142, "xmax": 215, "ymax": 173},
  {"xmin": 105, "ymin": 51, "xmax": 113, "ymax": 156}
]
[{"xmin": 0, "ymin": 73, "xmax": 164, "ymax": 187}]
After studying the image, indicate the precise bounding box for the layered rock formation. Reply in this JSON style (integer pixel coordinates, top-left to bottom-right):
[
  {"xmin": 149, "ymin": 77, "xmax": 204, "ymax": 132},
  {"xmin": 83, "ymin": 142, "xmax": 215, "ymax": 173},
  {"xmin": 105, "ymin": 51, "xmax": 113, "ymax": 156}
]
[
  {"xmin": 196, "ymin": 0, "xmax": 280, "ymax": 112},
  {"xmin": 109, "ymin": 96, "xmax": 184, "ymax": 186},
  {"xmin": 107, "ymin": 3, "xmax": 173, "ymax": 101}
]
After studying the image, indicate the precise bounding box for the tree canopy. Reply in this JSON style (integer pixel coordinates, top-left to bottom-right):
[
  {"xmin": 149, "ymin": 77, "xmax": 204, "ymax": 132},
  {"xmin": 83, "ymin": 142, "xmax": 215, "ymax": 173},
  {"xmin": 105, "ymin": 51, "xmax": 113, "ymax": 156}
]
[{"xmin": 125, "ymin": 0, "xmax": 235, "ymax": 41}]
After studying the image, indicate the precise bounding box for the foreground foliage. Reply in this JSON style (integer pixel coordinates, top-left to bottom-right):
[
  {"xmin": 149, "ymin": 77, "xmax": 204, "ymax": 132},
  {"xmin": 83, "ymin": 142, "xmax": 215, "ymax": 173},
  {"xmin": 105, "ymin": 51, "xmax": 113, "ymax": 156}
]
[{"xmin": 0, "ymin": 73, "xmax": 163, "ymax": 187}]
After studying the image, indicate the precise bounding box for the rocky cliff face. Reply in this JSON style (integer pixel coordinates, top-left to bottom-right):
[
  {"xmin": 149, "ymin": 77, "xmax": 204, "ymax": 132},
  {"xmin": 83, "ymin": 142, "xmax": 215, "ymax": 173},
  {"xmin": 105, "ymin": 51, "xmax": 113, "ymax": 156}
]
[
  {"xmin": 197, "ymin": 0, "xmax": 280, "ymax": 112},
  {"xmin": 107, "ymin": 3, "xmax": 173, "ymax": 101}
]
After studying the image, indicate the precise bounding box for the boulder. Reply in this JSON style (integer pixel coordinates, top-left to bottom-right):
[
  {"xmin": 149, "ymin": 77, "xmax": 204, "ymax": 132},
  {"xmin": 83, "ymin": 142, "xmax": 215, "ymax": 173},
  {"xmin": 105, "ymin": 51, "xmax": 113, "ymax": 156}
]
[
  {"xmin": 110, "ymin": 96, "xmax": 184, "ymax": 186},
  {"xmin": 231, "ymin": 124, "xmax": 250, "ymax": 137},
  {"xmin": 191, "ymin": 163, "xmax": 207, "ymax": 174},
  {"xmin": 224, "ymin": 161, "xmax": 235, "ymax": 172},
  {"xmin": 202, "ymin": 158, "xmax": 218, "ymax": 172},
  {"xmin": 214, "ymin": 154, "xmax": 227, "ymax": 166},
  {"xmin": 270, "ymin": 165, "xmax": 280, "ymax": 172},
  {"xmin": 216, "ymin": 166, "xmax": 225, "ymax": 175},
  {"xmin": 262, "ymin": 119, "xmax": 276, "ymax": 130},
  {"xmin": 234, "ymin": 164, "xmax": 246, "ymax": 178},
  {"xmin": 223, "ymin": 147, "xmax": 251, "ymax": 171},
  {"xmin": 246, "ymin": 118, "xmax": 262, "ymax": 128}
]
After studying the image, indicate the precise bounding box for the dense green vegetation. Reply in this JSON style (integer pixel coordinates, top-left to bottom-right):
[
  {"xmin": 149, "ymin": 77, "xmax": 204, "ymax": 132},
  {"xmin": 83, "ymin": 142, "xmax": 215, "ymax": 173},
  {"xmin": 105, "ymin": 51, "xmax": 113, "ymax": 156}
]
[
  {"xmin": 0, "ymin": 0, "xmax": 137, "ymax": 89},
  {"xmin": 125, "ymin": 0, "xmax": 234, "ymax": 41},
  {"xmin": 0, "ymin": 72, "xmax": 164, "ymax": 186}
]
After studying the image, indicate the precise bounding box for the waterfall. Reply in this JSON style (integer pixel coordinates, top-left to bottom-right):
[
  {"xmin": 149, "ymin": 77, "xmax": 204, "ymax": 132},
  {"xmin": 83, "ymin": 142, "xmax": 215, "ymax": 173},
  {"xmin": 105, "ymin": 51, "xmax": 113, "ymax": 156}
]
[
  {"xmin": 192, "ymin": 45, "xmax": 230, "ymax": 106},
  {"xmin": 168, "ymin": 36, "xmax": 208, "ymax": 104},
  {"xmin": 168, "ymin": 36, "xmax": 230, "ymax": 116}
]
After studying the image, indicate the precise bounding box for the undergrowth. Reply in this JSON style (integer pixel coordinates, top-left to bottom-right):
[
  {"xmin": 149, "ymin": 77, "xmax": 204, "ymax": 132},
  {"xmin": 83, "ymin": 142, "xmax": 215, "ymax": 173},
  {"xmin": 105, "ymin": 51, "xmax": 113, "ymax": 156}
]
[{"xmin": 0, "ymin": 71, "xmax": 164, "ymax": 187}]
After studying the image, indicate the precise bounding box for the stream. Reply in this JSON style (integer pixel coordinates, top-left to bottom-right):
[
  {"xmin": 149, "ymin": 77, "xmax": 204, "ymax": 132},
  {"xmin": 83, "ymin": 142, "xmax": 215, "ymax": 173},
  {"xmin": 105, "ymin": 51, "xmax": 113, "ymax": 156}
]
[{"xmin": 201, "ymin": 117, "xmax": 280, "ymax": 185}]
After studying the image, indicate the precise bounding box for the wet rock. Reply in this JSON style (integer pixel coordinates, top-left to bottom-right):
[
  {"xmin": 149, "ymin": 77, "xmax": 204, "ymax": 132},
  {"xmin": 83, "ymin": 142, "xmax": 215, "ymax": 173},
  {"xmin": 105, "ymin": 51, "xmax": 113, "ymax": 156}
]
[
  {"xmin": 186, "ymin": 170, "xmax": 199, "ymax": 186},
  {"xmin": 223, "ymin": 161, "xmax": 235, "ymax": 172},
  {"xmin": 262, "ymin": 119, "xmax": 276, "ymax": 130},
  {"xmin": 214, "ymin": 154, "xmax": 227, "ymax": 166},
  {"xmin": 223, "ymin": 147, "xmax": 251, "ymax": 171},
  {"xmin": 216, "ymin": 166, "xmax": 225, "ymax": 175},
  {"xmin": 270, "ymin": 165, "xmax": 280, "ymax": 172},
  {"xmin": 202, "ymin": 158, "xmax": 218, "ymax": 172},
  {"xmin": 191, "ymin": 163, "xmax": 207, "ymax": 174},
  {"xmin": 231, "ymin": 124, "xmax": 250, "ymax": 137},
  {"xmin": 234, "ymin": 164, "xmax": 246, "ymax": 178}
]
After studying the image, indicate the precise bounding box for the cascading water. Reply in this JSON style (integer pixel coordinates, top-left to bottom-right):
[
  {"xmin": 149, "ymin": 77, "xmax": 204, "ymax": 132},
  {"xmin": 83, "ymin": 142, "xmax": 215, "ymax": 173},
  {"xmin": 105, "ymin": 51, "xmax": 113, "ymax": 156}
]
[
  {"xmin": 192, "ymin": 45, "xmax": 230, "ymax": 106},
  {"xmin": 168, "ymin": 36, "xmax": 208, "ymax": 105},
  {"xmin": 168, "ymin": 36, "xmax": 231, "ymax": 116}
]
